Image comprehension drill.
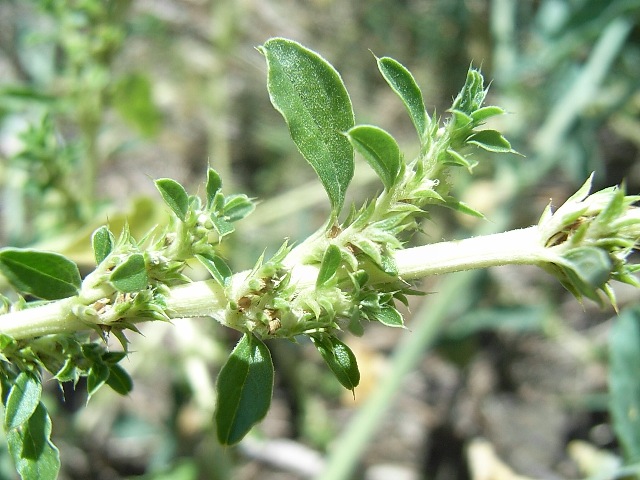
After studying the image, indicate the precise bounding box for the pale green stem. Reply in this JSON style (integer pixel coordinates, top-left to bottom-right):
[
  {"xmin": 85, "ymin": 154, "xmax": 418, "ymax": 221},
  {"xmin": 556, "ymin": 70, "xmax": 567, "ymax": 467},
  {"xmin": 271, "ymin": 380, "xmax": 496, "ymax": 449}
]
[{"xmin": 0, "ymin": 227, "xmax": 553, "ymax": 341}]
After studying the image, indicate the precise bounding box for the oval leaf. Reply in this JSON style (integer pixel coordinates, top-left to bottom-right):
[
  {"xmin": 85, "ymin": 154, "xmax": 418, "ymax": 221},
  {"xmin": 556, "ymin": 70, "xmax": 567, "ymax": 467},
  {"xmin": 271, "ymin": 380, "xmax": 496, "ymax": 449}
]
[
  {"xmin": 223, "ymin": 194, "xmax": 255, "ymax": 222},
  {"xmin": 0, "ymin": 248, "xmax": 81, "ymax": 300},
  {"xmin": 106, "ymin": 364, "xmax": 133, "ymax": 396},
  {"xmin": 471, "ymin": 105, "xmax": 506, "ymax": 123},
  {"xmin": 347, "ymin": 125, "xmax": 401, "ymax": 189},
  {"xmin": 206, "ymin": 168, "xmax": 222, "ymax": 207},
  {"xmin": 215, "ymin": 334, "xmax": 274, "ymax": 445},
  {"xmin": 7, "ymin": 402, "xmax": 60, "ymax": 480},
  {"xmin": 312, "ymin": 334, "xmax": 360, "ymax": 391},
  {"xmin": 91, "ymin": 226, "xmax": 115, "ymax": 265},
  {"xmin": 155, "ymin": 178, "xmax": 189, "ymax": 221},
  {"xmin": 195, "ymin": 253, "xmax": 232, "ymax": 287},
  {"xmin": 110, "ymin": 253, "xmax": 148, "ymax": 293},
  {"xmin": 467, "ymin": 129, "xmax": 513, "ymax": 153},
  {"xmin": 316, "ymin": 244, "xmax": 342, "ymax": 287},
  {"xmin": 87, "ymin": 361, "xmax": 110, "ymax": 400},
  {"xmin": 375, "ymin": 305, "xmax": 405, "ymax": 328},
  {"xmin": 377, "ymin": 56, "xmax": 428, "ymax": 140},
  {"xmin": 260, "ymin": 38, "xmax": 355, "ymax": 216},
  {"xmin": 4, "ymin": 372, "xmax": 42, "ymax": 430}
]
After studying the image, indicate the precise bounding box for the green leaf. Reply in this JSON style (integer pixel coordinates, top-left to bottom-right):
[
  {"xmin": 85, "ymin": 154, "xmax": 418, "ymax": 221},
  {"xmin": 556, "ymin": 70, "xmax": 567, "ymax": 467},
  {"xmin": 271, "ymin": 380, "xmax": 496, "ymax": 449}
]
[
  {"xmin": 316, "ymin": 244, "xmax": 342, "ymax": 287},
  {"xmin": 467, "ymin": 129, "xmax": 513, "ymax": 153},
  {"xmin": 110, "ymin": 253, "xmax": 148, "ymax": 293},
  {"xmin": 210, "ymin": 215, "xmax": 235, "ymax": 237},
  {"xmin": 87, "ymin": 361, "xmax": 110, "ymax": 400},
  {"xmin": 113, "ymin": 73, "xmax": 162, "ymax": 137},
  {"xmin": 347, "ymin": 125, "xmax": 401, "ymax": 190},
  {"xmin": 106, "ymin": 364, "xmax": 133, "ymax": 396},
  {"xmin": 206, "ymin": 168, "xmax": 222, "ymax": 207},
  {"xmin": 0, "ymin": 248, "xmax": 81, "ymax": 300},
  {"xmin": 376, "ymin": 56, "xmax": 428, "ymax": 139},
  {"xmin": 223, "ymin": 194, "xmax": 255, "ymax": 222},
  {"xmin": 260, "ymin": 38, "xmax": 355, "ymax": 216},
  {"xmin": 375, "ymin": 305, "xmax": 405, "ymax": 328},
  {"xmin": 444, "ymin": 149, "xmax": 477, "ymax": 173},
  {"xmin": 155, "ymin": 178, "xmax": 190, "ymax": 221},
  {"xmin": 442, "ymin": 196, "xmax": 486, "ymax": 219},
  {"xmin": 451, "ymin": 68, "xmax": 486, "ymax": 115},
  {"xmin": 471, "ymin": 105, "xmax": 506, "ymax": 123},
  {"xmin": 7, "ymin": 402, "xmax": 60, "ymax": 480},
  {"xmin": 609, "ymin": 308, "xmax": 640, "ymax": 462},
  {"xmin": 563, "ymin": 247, "xmax": 611, "ymax": 291},
  {"xmin": 215, "ymin": 334, "xmax": 274, "ymax": 445},
  {"xmin": 91, "ymin": 226, "xmax": 115, "ymax": 265},
  {"xmin": 4, "ymin": 372, "xmax": 42, "ymax": 430},
  {"xmin": 195, "ymin": 253, "xmax": 232, "ymax": 287},
  {"xmin": 312, "ymin": 334, "xmax": 360, "ymax": 391}
]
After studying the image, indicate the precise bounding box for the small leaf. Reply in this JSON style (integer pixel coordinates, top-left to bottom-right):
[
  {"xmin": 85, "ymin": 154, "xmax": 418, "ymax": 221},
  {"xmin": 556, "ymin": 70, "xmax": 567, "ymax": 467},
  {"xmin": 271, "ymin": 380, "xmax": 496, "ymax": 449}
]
[
  {"xmin": 562, "ymin": 247, "xmax": 611, "ymax": 296},
  {"xmin": 210, "ymin": 215, "xmax": 235, "ymax": 237},
  {"xmin": 92, "ymin": 226, "xmax": 115, "ymax": 265},
  {"xmin": 4, "ymin": 372, "xmax": 42, "ymax": 430},
  {"xmin": 442, "ymin": 196, "xmax": 486, "ymax": 219},
  {"xmin": 195, "ymin": 253, "xmax": 232, "ymax": 287},
  {"xmin": 312, "ymin": 334, "xmax": 360, "ymax": 391},
  {"xmin": 206, "ymin": 168, "xmax": 222, "ymax": 207},
  {"xmin": 215, "ymin": 334, "xmax": 274, "ymax": 445},
  {"xmin": 375, "ymin": 305, "xmax": 405, "ymax": 328},
  {"xmin": 347, "ymin": 125, "xmax": 401, "ymax": 189},
  {"xmin": 7, "ymin": 402, "xmax": 60, "ymax": 480},
  {"xmin": 260, "ymin": 38, "xmax": 355, "ymax": 216},
  {"xmin": 106, "ymin": 364, "xmax": 133, "ymax": 396},
  {"xmin": 444, "ymin": 149, "xmax": 477, "ymax": 173},
  {"xmin": 110, "ymin": 253, "xmax": 148, "ymax": 293},
  {"xmin": 87, "ymin": 361, "xmax": 110, "ymax": 400},
  {"xmin": 467, "ymin": 129, "xmax": 513, "ymax": 153},
  {"xmin": 316, "ymin": 244, "xmax": 342, "ymax": 287},
  {"xmin": 471, "ymin": 105, "xmax": 506, "ymax": 123},
  {"xmin": 451, "ymin": 68, "xmax": 486, "ymax": 115},
  {"xmin": 155, "ymin": 178, "xmax": 190, "ymax": 221},
  {"xmin": 223, "ymin": 194, "xmax": 255, "ymax": 222},
  {"xmin": 377, "ymin": 56, "xmax": 428, "ymax": 139},
  {"xmin": 609, "ymin": 308, "xmax": 640, "ymax": 462},
  {"xmin": 0, "ymin": 248, "xmax": 81, "ymax": 300}
]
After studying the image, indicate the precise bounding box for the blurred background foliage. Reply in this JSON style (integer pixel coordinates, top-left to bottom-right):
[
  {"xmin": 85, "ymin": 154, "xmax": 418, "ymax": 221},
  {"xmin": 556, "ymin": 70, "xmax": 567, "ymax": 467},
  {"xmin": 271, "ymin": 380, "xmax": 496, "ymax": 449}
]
[{"xmin": 0, "ymin": 0, "xmax": 639, "ymax": 479}]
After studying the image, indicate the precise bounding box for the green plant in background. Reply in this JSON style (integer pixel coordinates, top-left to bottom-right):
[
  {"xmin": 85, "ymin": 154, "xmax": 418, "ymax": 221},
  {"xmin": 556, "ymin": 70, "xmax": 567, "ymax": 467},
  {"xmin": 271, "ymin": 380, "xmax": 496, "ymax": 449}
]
[
  {"xmin": 0, "ymin": 37, "xmax": 639, "ymax": 479},
  {"xmin": 1, "ymin": 0, "xmax": 160, "ymax": 246}
]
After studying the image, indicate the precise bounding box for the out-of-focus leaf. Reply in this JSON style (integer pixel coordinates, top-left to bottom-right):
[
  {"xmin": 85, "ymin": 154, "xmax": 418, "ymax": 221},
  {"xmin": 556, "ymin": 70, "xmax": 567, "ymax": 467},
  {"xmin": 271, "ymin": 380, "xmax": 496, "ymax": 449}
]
[
  {"xmin": 609, "ymin": 308, "xmax": 640, "ymax": 462},
  {"xmin": 112, "ymin": 73, "xmax": 162, "ymax": 137},
  {"xmin": 7, "ymin": 402, "xmax": 60, "ymax": 480},
  {"xmin": 4, "ymin": 372, "xmax": 42, "ymax": 430}
]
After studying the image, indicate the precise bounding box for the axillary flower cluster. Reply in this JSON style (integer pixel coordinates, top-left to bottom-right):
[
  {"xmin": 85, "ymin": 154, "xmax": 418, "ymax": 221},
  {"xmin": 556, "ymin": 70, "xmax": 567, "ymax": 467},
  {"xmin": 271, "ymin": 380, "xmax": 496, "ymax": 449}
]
[{"xmin": 0, "ymin": 37, "xmax": 638, "ymax": 479}]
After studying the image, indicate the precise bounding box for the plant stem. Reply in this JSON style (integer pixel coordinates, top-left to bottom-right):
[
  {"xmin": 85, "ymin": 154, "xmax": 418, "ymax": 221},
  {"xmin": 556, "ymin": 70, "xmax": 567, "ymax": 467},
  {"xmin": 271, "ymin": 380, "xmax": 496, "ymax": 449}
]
[
  {"xmin": 392, "ymin": 226, "xmax": 549, "ymax": 281},
  {"xmin": 0, "ymin": 227, "xmax": 553, "ymax": 341}
]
